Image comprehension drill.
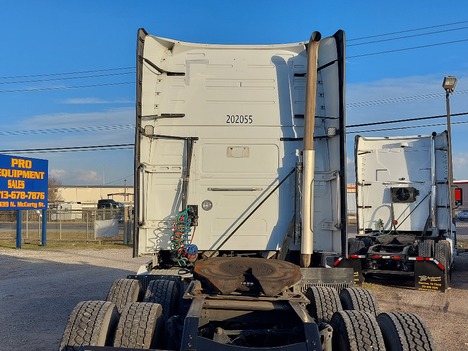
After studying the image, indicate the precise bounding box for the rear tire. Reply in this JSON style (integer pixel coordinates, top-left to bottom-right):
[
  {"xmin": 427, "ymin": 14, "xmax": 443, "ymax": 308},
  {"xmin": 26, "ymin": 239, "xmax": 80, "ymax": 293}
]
[
  {"xmin": 339, "ymin": 287, "xmax": 379, "ymax": 315},
  {"xmin": 435, "ymin": 240, "xmax": 451, "ymax": 283},
  {"xmin": 377, "ymin": 312, "xmax": 435, "ymax": 351},
  {"xmin": 331, "ymin": 310, "xmax": 386, "ymax": 351},
  {"xmin": 106, "ymin": 278, "xmax": 141, "ymax": 314},
  {"xmin": 113, "ymin": 302, "xmax": 163, "ymax": 349},
  {"xmin": 305, "ymin": 286, "xmax": 342, "ymax": 323},
  {"xmin": 348, "ymin": 238, "xmax": 365, "ymax": 255},
  {"xmin": 59, "ymin": 300, "xmax": 118, "ymax": 351},
  {"xmin": 143, "ymin": 279, "xmax": 179, "ymax": 322}
]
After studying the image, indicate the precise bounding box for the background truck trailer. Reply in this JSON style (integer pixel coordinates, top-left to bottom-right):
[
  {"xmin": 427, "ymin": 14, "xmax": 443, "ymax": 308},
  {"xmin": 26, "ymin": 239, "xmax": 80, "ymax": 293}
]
[
  {"xmin": 350, "ymin": 132, "xmax": 456, "ymax": 291},
  {"xmin": 58, "ymin": 28, "xmax": 436, "ymax": 351}
]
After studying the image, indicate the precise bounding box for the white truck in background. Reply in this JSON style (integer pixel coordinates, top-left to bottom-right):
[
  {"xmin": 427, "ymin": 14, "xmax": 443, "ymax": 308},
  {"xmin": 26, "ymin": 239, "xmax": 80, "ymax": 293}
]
[
  {"xmin": 349, "ymin": 132, "xmax": 457, "ymax": 291},
  {"xmin": 58, "ymin": 28, "xmax": 436, "ymax": 351}
]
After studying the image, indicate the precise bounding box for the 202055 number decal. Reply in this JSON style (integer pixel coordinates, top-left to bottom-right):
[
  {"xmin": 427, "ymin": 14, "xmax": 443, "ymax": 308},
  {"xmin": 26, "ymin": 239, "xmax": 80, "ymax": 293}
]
[{"xmin": 226, "ymin": 114, "xmax": 253, "ymax": 124}]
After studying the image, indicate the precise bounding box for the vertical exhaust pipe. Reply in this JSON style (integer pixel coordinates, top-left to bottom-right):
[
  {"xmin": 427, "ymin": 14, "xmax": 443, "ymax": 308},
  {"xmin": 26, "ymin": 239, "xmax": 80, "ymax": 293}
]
[{"xmin": 300, "ymin": 31, "xmax": 321, "ymax": 268}]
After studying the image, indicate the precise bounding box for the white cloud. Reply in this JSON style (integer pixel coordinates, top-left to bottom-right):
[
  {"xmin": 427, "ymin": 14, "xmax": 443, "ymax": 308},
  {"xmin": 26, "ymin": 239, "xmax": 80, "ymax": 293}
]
[
  {"xmin": 50, "ymin": 168, "xmax": 67, "ymax": 179},
  {"xmin": 18, "ymin": 107, "xmax": 134, "ymax": 129},
  {"xmin": 74, "ymin": 170, "xmax": 100, "ymax": 183}
]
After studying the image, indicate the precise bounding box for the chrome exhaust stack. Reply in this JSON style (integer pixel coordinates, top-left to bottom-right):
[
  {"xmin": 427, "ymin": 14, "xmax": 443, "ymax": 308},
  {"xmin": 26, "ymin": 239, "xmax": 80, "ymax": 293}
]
[{"xmin": 300, "ymin": 32, "xmax": 321, "ymax": 268}]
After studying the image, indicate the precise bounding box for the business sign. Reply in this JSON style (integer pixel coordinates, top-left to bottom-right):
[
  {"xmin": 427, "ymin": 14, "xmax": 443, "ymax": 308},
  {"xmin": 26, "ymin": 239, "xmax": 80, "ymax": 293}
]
[{"xmin": 0, "ymin": 154, "xmax": 48, "ymax": 210}]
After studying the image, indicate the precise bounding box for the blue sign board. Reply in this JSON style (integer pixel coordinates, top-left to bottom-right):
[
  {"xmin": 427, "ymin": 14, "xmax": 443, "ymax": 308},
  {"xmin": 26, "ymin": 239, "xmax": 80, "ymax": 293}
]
[{"xmin": 0, "ymin": 154, "xmax": 48, "ymax": 210}]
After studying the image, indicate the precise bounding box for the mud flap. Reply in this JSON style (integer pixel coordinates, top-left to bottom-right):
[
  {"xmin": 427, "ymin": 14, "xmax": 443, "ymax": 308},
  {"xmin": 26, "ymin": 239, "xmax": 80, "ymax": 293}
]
[
  {"xmin": 414, "ymin": 260, "xmax": 448, "ymax": 292},
  {"xmin": 334, "ymin": 258, "xmax": 364, "ymax": 286}
]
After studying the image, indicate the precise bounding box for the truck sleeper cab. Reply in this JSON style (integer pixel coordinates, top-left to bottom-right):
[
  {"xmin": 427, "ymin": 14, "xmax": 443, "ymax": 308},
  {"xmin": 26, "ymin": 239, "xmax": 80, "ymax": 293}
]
[{"xmin": 350, "ymin": 132, "xmax": 456, "ymax": 291}]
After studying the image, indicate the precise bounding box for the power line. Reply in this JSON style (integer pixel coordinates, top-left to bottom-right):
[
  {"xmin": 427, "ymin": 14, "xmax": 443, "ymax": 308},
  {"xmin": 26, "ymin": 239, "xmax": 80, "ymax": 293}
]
[
  {"xmin": 348, "ymin": 37, "xmax": 468, "ymax": 58},
  {"xmin": 0, "ymin": 67, "xmax": 134, "ymax": 80},
  {"xmin": 105, "ymin": 174, "xmax": 134, "ymax": 185},
  {"xmin": 0, "ymin": 72, "xmax": 135, "ymax": 85},
  {"xmin": 347, "ymin": 112, "xmax": 468, "ymax": 128},
  {"xmin": 0, "ymin": 124, "xmax": 134, "ymax": 136},
  {"xmin": 0, "ymin": 144, "xmax": 134, "ymax": 154},
  {"xmin": 348, "ymin": 20, "xmax": 468, "ymax": 41},
  {"xmin": 0, "ymin": 81, "xmax": 134, "ymax": 93},
  {"xmin": 347, "ymin": 90, "xmax": 468, "ymax": 109},
  {"xmin": 348, "ymin": 119, "xmax": 468, "ymax": 135},
  {"xmin": 348, "ymin": 26, "xmax": 468, "ymax": 47}
]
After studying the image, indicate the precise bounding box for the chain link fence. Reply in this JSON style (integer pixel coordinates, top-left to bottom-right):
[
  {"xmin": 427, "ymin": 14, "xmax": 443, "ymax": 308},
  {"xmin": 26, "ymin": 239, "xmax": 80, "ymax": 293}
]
[{"xmin": 0, "ymin": 207, "xmax": 133, "ymax": 244}]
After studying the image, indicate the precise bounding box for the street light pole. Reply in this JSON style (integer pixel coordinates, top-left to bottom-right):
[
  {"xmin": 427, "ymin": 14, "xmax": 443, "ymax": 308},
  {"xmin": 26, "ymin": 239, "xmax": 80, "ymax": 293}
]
[{"xmin": 442, "ymin": 76, "xmax": 457, "ymax": 222}]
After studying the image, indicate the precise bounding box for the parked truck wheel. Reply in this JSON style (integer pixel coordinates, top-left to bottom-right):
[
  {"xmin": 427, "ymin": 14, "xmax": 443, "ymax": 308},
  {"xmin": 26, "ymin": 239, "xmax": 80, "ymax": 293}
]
[
  {"xmin": 143, "ymin": 279, "xmax": 179, "ymax": 322},
  {"xmin": 59, "ymin": 300, "xmax": 118, "ymax": 351},
  {"xmin": 305, "ymin": 286, "xmax": 342, "ymax": 323},
  {"xmin": 418, "ymin": 240, "xmax": 433, "ymax": 258},
  {"xmin": 339, "ymin": 287, "xmax": 379, "ymax": 315},
  {"xmin": 435, "ymin": 240, "xmax": 452, "ymax": 283},
  {"xmin": 113, "ymin": 302, "xmax": 163, "ymax": 349},
  {"xmin": 377, "ymin": 312, "xmax": 435, "ymax": 351},
  {"xmin": 330, "ymin": 310, "xmax": 386, "ymax": 351},
  {"xmin": 435, "ymin": 240, "xmax": 451, "ymax": 268},
  {"xmin": 106, "ymin": 278, "xmax": 141, "ymax": 314}
]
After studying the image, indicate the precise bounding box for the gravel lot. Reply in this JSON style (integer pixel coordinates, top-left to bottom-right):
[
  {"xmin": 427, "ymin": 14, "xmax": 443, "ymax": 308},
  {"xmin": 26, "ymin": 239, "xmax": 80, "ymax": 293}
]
[{"xmin": 0, "ymin": 246, "xmax": 467, "ymax": 351}]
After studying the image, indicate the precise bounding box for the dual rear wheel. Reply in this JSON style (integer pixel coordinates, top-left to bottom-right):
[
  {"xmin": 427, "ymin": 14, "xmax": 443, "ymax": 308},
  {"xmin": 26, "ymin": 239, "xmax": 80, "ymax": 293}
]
[
  {"xmin": 306, "ymin": 286, "xmax": 435, "ymax": 351},
  {"xmin": 59, "ymin": 278, "xmax": 179, "ymax": 350}
]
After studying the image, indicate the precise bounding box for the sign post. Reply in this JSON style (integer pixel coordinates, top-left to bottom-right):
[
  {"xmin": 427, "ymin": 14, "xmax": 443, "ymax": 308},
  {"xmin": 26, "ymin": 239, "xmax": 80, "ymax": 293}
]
[{"xmin": 0, "ymin": 155, "xmax": 48, "ymax": 248}]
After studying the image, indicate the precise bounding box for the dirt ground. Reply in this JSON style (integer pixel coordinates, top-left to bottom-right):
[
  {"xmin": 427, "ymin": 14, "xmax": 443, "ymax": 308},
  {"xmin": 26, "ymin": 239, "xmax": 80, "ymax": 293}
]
[
  {"xmin": 366, "ymin": 250, "xmax": 468, "ymax": 350},
  {"xmin": 0, "ymin": 246, "xmax": 467, "ymax": 351}
]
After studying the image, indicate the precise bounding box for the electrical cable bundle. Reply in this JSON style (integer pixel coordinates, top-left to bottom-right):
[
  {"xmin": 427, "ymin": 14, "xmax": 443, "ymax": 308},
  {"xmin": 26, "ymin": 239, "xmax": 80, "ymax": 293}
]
[{"xmin": 170, "ymin": 208, "xmax": 198, "ymax": 266}]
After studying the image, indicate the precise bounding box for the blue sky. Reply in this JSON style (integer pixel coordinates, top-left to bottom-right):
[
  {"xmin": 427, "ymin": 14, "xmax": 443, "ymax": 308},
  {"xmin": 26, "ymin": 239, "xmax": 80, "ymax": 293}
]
[{"xmin": 1, "ymin": 1, "xmax": 467, "ymax": 185}]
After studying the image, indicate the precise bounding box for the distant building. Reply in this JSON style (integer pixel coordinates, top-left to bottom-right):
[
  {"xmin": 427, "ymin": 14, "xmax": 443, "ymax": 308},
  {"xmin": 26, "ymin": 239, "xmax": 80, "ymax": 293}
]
[{"xmin": 55, "ymin": 185, "xmax": 133, "ymax": 207}]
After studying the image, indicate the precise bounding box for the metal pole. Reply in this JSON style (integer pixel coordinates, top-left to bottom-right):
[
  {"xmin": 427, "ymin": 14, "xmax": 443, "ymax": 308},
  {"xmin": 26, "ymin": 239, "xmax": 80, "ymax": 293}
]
[
  {"xmin": 41, "ymin": 209, "xmax": 47, "ymax": 246},
  {"xmin": 446, "ymin": 91, "xmax": 455, "ymax": 222},
  {"xmin": 25, "ymin": 210, "xmax": 29, "ymax": 240},
  {"xmin": 16, "ymin": 210, "xmax": 22, "ymax": 249}
]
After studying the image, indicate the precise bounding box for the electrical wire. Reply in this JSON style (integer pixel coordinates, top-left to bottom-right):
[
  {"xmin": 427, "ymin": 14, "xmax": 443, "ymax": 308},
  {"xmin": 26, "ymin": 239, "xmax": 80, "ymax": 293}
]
[
  {"xmin": 0, "ymin": 71, "xmax": 135, "ymax": 85},
  {"xmin": 0, "ymin": 81, "xmax": 134, "ymax": 93},
  {"xmin": 0, "ymin": 67, "xmax": 134, "ymax": 80},
  {"xmin": 348, "ymin": 37, "xmax": 468, "ymax": 58},
  {"xmin": 0, "ymin": 144, "xmax": 134, "ymax": 154},
  {"xmin": 0, "ymin": 124, "xmax": 134, "ymax": 136},
  {"xmin": 348, "ymin": 90, "xmax": 468, "ymax": 109},
  {"xmin": 347, "ymin": 112, "xmax": 468, "ymax": 128},
  {"xmin": 348, "ymin": 20, "xmax": 468, "ymax": 41},
  {"xmin": 348, "ymin": 26, "xmax": 468, "ymax": 47}
]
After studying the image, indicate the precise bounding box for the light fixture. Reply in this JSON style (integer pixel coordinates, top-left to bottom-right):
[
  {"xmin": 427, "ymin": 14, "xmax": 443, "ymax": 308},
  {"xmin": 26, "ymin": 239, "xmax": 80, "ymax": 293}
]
[
  {"xmin": 327, "ymin": 127, "xmax": 337, "ymax": 137},
  {"xmin": 143, "ymin": 125, "xmax": 154, "ymax": 136},
  {"xmin": 201, "ymin": 200, "xmax": 213, "ymax": 211},
  {"xmin": 442, "ymin": 76, "xmax": 458, "ymax": 93}
]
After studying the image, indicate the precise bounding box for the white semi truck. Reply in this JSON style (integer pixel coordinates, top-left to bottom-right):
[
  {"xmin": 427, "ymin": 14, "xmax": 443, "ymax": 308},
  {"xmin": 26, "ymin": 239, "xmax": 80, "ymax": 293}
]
[
  {"xmin": 58, "ymin": 28, "xmax": 435, "ymax": 351},
  {"xmin": 349, "ymin": 132, "xmax": 457, "ymax": 291}
]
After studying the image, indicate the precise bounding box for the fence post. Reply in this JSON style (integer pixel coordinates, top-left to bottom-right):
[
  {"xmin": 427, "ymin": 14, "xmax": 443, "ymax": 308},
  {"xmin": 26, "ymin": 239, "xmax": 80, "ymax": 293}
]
[
  {"xmin": 41, "ymin": 209, "xmax": 47, "ymax": 246},
  {"xmin": 16, "ymin": 210, "xmax": 22, "ymax": 249}
]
